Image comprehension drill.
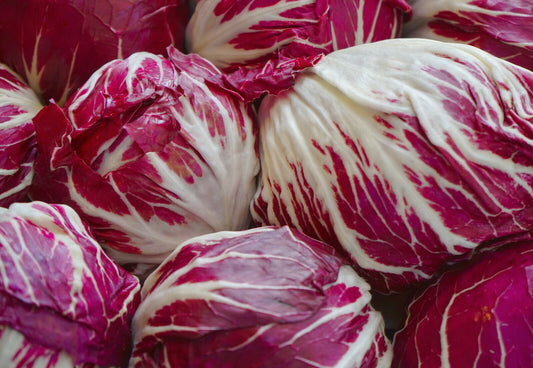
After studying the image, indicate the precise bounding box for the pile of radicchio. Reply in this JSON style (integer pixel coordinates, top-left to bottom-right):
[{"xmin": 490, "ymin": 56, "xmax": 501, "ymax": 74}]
[{"xmin": 1, "ymin": 0, "xmax": 532, "ymax": 366}]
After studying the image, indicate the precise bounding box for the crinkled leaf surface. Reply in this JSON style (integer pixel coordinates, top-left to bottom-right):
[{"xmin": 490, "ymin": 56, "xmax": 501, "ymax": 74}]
[{"xmin": 130, "ymin": 226, "xmax": 392, "ymax": 368}]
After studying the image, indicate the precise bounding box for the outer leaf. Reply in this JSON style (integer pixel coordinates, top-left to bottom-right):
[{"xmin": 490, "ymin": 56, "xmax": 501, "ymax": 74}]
[
  {"xmin": 0, "ymin": 0, "xmax": 190, "ymax": 105},
  {"xmin": 0, "ymin": 201, "xmax": 141, "ymax": 367},
  {"xmin": 392, "ymin": 240, "xmax": 533, "ymax": 368},
  {"xmin": 130, "ymin": 226, "xmax": 392, "ymax": 368},
  {"xmin": 252, "ymin": 38, "xmax": 533, "ymax": 292},
  {"xmin": 403, "ymin": 0, "xmax": 533, "ymax": 71},
  {"xmin": 30, "ymin": 50, "xmax": 260, "ymax": 269},
  {"xmin": 186, "ymin": 0, "xmax": 411, "ymax": 100},
  {"xmin": 0, "ymin": 64, "xmax": 42, "ymax": 207}
]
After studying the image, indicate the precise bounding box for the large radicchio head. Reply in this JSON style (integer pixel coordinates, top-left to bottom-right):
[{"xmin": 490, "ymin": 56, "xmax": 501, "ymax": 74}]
[
  {"xmin": 0, "ymin": 0, "xmax": 190, "ymax": 105},
  {"xmin": 252, "ymin": 38, "xmax": 533, "ymax": 292},
  {"xmin": 130, "ymin": 226, "xmax": 392, "ymax": 368},
  {"xmin": 0, "ymin": 63, "xmax": 42, "ymax": 207},
  {"xmin": 30, "ymin": 49, "xmax": 260, "ymax": 271},
  {"xmin": 0, "ymin": 201, "xmax": 141, "ymax": 367}
]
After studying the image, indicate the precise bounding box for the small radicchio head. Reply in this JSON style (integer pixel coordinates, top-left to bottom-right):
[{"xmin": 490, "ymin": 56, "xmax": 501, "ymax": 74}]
[
  {"xmin": 392, "ymin": 240, "xmax": 533, "ymax": 368},
  {"xmin": 0, "ymin": 64, "xmax": 42, "ymax": 207},
  {"xmin": 403, "ymin": 0, "xmax": 533, "ymax": 71},
  {"xmin": 29, "ymin": 49, "xmax": 260, "ymax": 271},
  {"xmin": 0, "ymin": 0, "xmax": 190, "ymax": 105},
  {"xmin": 185, "ymin": 0, "xmax": 412, "ymax": 100},
  {"xmin": 130, "ymin": 226, "xmax": 392, "ymax": 368},
  {"xmin": 0, "ymin": 201, "xmax": 141, "ymax": 367},
  {"xmin": 251, "ymin": 38, "xmax": 533, "ymax": 292}
]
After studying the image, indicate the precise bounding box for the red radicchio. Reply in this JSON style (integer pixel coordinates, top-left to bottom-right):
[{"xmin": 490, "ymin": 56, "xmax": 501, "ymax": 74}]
[
  {"xmin": 29, "ymin": 49, "xmax": 260, "ymax": 271},
  {"xmin": 0, "ymin": 0, "xmax": 190, "ymax": 105},
  {"xmin": 0, "ymin": 201, "xmax": 141, "ymax": 367},
  {"xmin": 403, "ymin": 0, "xmax": 533, "ymax": 71},
  {"xmin": 130, "ymin": 226, "xmax": 392, "ymax": 368},
  {"xmin": 0, "ymin": 64, "xmax": 42, "ymax": 207},
  {"xmin": 392, "ymin": 240, "xmax": 533, "ymax": 368},
  {"xmin": 185, "ymin": 0, "xmax": 412, "ymax": 100},
  {"xmin": 252, "ymin": 38, "xmax": 533, "ymax": 292}
]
